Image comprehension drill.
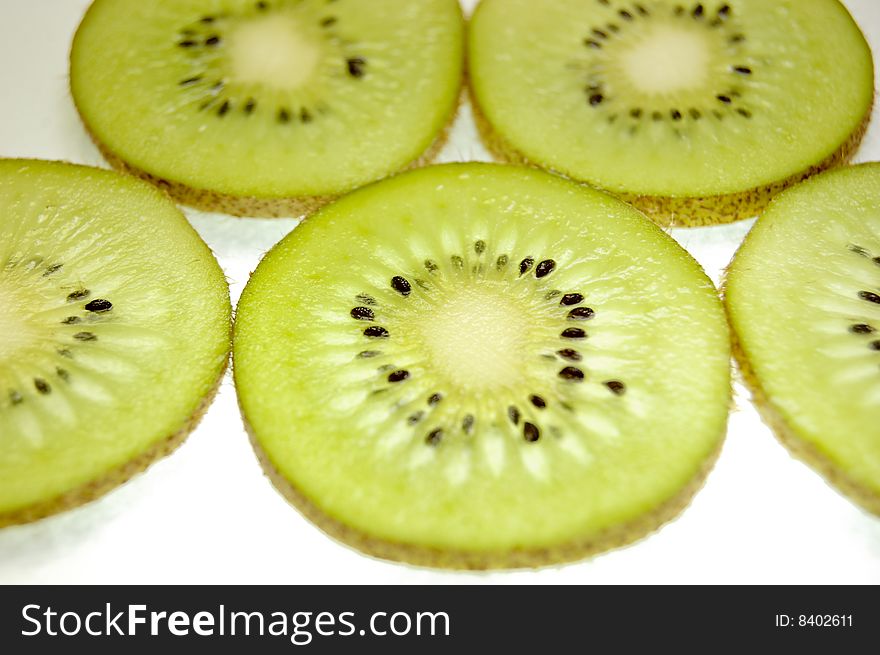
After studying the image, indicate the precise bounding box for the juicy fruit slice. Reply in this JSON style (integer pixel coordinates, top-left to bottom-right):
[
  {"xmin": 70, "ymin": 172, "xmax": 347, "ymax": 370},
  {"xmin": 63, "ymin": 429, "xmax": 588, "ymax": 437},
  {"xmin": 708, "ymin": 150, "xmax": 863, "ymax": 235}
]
[
  {"xmin": 234, "ymin": 163, "xmax": 731, "ymax": 568},
  {"xmin": 468, "ymin": 0, "xmax": 873, "ymax": 226},
  {"xmin": 726, "ymin": 163, "xmax": 880, "ymax": 516},
  {"xmin": 70, "ymin": 0, "xmax": 464, "ymax": 216},
  {"xmin": 0, "ymin": 160, "xmax": 230, "ymax": 526}
]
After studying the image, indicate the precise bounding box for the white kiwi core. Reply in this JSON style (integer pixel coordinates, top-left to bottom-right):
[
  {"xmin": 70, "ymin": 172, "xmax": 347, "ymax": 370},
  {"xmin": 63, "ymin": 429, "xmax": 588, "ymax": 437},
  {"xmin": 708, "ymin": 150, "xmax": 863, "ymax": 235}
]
[
  {"xmin": 229, "ymin": 14, "xmax": 320, "ymax": 90},
  {"xmin": 619, "ymin": 25, "xmax": 710, "ymax": 94},
  {"xmin": 416, "ymin": 283, "xmax": 531, "ymax": 393}
]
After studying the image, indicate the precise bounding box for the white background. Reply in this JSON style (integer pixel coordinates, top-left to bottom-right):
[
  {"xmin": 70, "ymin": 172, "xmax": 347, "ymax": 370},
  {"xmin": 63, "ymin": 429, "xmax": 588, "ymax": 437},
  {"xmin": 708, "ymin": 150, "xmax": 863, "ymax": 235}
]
[{"xmin": 0, "ymin": 0, "xmax": 878, "ymax": 584}]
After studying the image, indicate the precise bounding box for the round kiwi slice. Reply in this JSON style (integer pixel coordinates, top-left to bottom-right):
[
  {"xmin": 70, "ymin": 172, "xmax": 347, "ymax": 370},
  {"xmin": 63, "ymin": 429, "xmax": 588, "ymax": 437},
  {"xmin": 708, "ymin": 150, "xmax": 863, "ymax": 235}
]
[
  {"xmin": 0, "ymin": 160, "xmax": 230, "ymax": 527},
  {"xmin": 70, "ymin": 0, "xmax": 464, "ymax": 217},
  {"xmin": 468, "ymin": 0, "xmax": 873, "ymax": 226},
  {"xmin": 726, "ymin": 163, "xmax": 880, "ymax": 516},
  {"xmin": 234, "ymin": 163, "xmax": 731, "ymax": 569}
]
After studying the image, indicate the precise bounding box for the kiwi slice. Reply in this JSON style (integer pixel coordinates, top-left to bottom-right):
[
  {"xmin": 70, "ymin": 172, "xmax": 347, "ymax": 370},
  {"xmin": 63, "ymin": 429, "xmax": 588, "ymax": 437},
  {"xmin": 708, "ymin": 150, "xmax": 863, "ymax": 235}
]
[
  {"xmin": 468, "ymin": 0, "xmax": 873, "ymax": 226},
  {"xmin": 234, "ymin": 163, "xmax": 731, "ymax": 569},
  {"xmin": 70, "ymin": 0, "xmax": 464, "ymax": 217},
  {"xmin": 0, "ymin": 160, "xmax": 230, "ymax": 527},
  {"xmin": 726, "ymin": 163, "xmax": 880, "ymax": 516}
]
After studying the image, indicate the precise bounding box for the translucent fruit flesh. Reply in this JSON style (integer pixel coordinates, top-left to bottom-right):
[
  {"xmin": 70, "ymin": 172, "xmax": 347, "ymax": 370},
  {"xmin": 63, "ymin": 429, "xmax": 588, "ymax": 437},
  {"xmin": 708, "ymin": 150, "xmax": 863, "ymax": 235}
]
[
  {"xmin": 70, "ymin": 0, "xmax": 464, "ymax": 201},
  {"xmin": 726, "ymin": 163, "xmax": 880, "ymax": 513},
  {"xmin": 468, "ymin": 0, "xmax": 873, "ymax": 199},
  {"xmin": 0, "ymin": 160, "xmax": 230, "ymax": 522},
  {"xmin": 234, "ymin": 163, "xmax": 731, "ymax": 566}
]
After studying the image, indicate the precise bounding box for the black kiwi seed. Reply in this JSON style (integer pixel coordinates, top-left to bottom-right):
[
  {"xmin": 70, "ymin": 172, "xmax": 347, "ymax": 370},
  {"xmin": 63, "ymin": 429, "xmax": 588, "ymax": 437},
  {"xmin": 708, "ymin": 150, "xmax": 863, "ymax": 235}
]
[
  {"xmin": 56, "ymin": 367, "xmax": 70, "ymax": 382},
  {"xmin": 244, "ymin": 98, "xmax": 257, "ymax": 114},
  {"xmin": 61, "ymin": 316, "xmax": 81, "ymax": 325},
  {"xmin": 67, "ymin": 289, "xmax": 90, "ymax": 302},
  {"xmin": 850, "ymin": 244, "xmax": 871, "ymax": 256},
  {"xmin": 426, "ymin": 428, "xmax": 443, "ymax": 445},
  {"xmin": 736, "ymin": 108, "xmax": 752, "ymax": 119},
  {"xmin": 300, "ymin": 108, "xmax": 312, "ymax": 123},
  {"xmin": 350, "ymin": 307, "xmax": 374, "ymax": 321},
  {"xmin": 356, "ymin": 293, "xmax": 377, "ymax": 306},
  {"xmin": 278, "ymin": 108, "xmax": 291, "ymax": 123},
  {"xmin": 508, "ymin": 405, "xmax": 521, "ymax": 425},
  {"xmin": 496, "ymin": 255, "xmax": 509, "ymax": 271},
  {"xmin": 630, "ymin": 108, "xmax": 643, "ymax": 119},
  {"xmin": 635, "ymin": 3, "xmax": 649, "ymax": 15},
  {"xmin": 593, "ymin": 28, "xmax": 608, "ymax": 39},
  {"xmin": 585, "ymin": 39, "xmax": 602, "ymax": 49},
  {"xmin": 73, "ymin": 332, "xmax": 97, "ymax": 342},
  {"xmin": 718, "ymin": 4, "xmax": 731, "ymax": 19},
  {"xmin": 859, "ymin": 291, "xmax": 880, "ymax": 305},
  {"xmin": 689, "ymin": 108, "xmax": 702, "ymax": 120},
  {"xmin": 530, "ymin": 395, "xmax": 547, "ymax": 409},
  {"xmin": 391, "ymin": 276, "xmax": 412, "ymax": 296},
  {"xmin": 200, "ymin": 16, "xmax": 215, "ymax": 23},
  {"xmin": 256, "ymin": 1, "xmax": 268, "ymax": 10},
  {"xmin": 559, "ymin": 366, "xmax": 586, "ymax": 382},
  {"xmin": 205, "ymin": 35, "xmax": 221, "ymax": 46},
  {"xmin": 523, "ymin": 422, "xmax": 541, "ymax": 442},
  {"xmin": 347, "ymin": 57, "xmax": 366, "ymax": 78},
  {"xmin": 692, "ymin": 4, "xmax": 704, "ymax": 18},
  {"xmin": 851, "ymin": 324, "xmax": 876, "ymax": 334},
  {"xmin": 388, "ymin": 370, "xmax": 410, "ymax": 383},
  {"xmin": 605, "ymin": 380, "xmax": 627, "ymax": 395},
  {"xmin": 535, "ymin": 260, "xmax": 556, "ymax": 278},
  {"xmin": 557, "ymin": 349, "xmax": 582, "ymax": 362},
  {"xmin": 729, "ymin": 34, "xmax": 745, "ymax": 43},
  {"xmin": 873, "ymin": 257, "xmax": 880, "ymax": 266},
  {"xmin": 34, "ymin": 379, "xmax": 51, "ymax": 394},
  {"xmin": 869, "ymin": 341, "xmax": 880, "ymax": 351},
  {"xmin": 733, "ymin": 66, "xmax": 752, "ymax": 75},
  {"xmin": 519, "ymin": 258, "xmax": 535, "ymax": 276},
  {"xmin": 568, "ymin": 307, "xmax": 595, "ymax": 321},
  {"xmin": 179, "ymin": 76, "xmax": 203, "ymax": 87},
  {"xmin": 619, "ymin": 9, "xmax": 633, "ymax": 20},
  {"xmin": 717, "ymin": 94, "xmax": 732, "ymax": 104},
  {"xmin": 407, "ymin": 411, "xmax": 425, "ymax": 425},
  {"xmin": 178, "ymin": 40, "xmax": 197, "ymax": 48},
  {"xmin": 561, "ymin": 328, "xmax": 587, "ymax": 339},
  {"xmin": 589, "ymin": 93, "xmax": 604, "ymax": 106},
  {"xmin": 321, "ymin": 17, "xmax": 337, "ymax": 27},
  {"xmin": 10, "ymin": 390, "xmax": 23, "ymax": 406},
  {"xmin": 428, "ymin": 392, "xmax": 443, "ymax": 406},
  {"xmin": 357, "ymin": 350, "xmax": 381, "ymax": 359},
  {"xmin": 474, "ymin": 240, "xmax": 486, "ymax": 255},
  {"xmin": 451, "ymin": 255, "xmax": 464, "ymax": 270},
  {"xmin": 363, "ymin": 326, "xmax": 389, "ymax": 338},
  {"xmin": 85, "ymin": 299, "xmax": 112, "ymax": 313},
  {"xmin": 462, "ymin": 415, "xmax": 475, "ymax": 433}
]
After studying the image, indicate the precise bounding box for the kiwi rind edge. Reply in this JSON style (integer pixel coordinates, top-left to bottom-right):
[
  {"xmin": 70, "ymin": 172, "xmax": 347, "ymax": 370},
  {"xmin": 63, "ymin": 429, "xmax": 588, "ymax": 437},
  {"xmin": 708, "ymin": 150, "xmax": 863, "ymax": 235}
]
[
  {"xmin": 468, "ymin": 82, "xmax": 873, "ymax": 227},
  {"xmin": 723, "ymin": 293, "xmax": 880, "ymax": 517},
  {"xmin": 242, "ymin": 407, "xmax": 727, "ymax": 570},
  {"xmin": 0, "ymin": 359, "xmax": 229, "ymax": 529}
]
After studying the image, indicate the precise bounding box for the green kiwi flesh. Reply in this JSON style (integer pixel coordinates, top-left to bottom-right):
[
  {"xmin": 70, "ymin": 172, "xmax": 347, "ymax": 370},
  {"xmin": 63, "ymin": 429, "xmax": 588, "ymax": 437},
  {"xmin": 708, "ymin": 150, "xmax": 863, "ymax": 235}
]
[
  {"xmin": 468, "ymin": 0, "xmax": 874, "ymax": 226},
  {"xmin": 70, "ymin": 0, "xmax": 464, "ymax": 216},
  {"xmin": 234, "ymin": 163, "xmax": 731, "ymax": 569},
  {"xmin": 726, "ymin": 163, "xmax": 880, "ymax": 516},
  {"xmin": 0, "ymin": 160, "xmax": 230, "ymax": 526}
]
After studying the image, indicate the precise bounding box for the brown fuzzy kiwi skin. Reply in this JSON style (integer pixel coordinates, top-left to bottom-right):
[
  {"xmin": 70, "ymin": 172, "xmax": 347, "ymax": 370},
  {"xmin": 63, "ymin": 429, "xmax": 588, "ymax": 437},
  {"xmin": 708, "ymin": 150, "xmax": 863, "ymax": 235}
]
[
  {"xmin": 0, "ymin": 355, "xmax": 230, "ymax": 530},
  {"xmin": 469, "ymin": 81, "xmax": 872, "ymax": 227},
  {"xmin": 723, "ymin": 287, "xmax": 880, "ymax": 517},
  {"xmin": 238, "ymin": 385, "xmax": 728, "ymax": 570}
]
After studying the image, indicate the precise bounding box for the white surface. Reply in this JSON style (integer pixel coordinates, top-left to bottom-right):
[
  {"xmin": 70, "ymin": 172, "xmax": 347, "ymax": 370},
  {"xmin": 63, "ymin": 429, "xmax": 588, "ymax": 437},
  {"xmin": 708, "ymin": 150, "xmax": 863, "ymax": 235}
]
[{"xmin": 1, "ymin": 0, "xmax": 879, "ymax": 585}]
